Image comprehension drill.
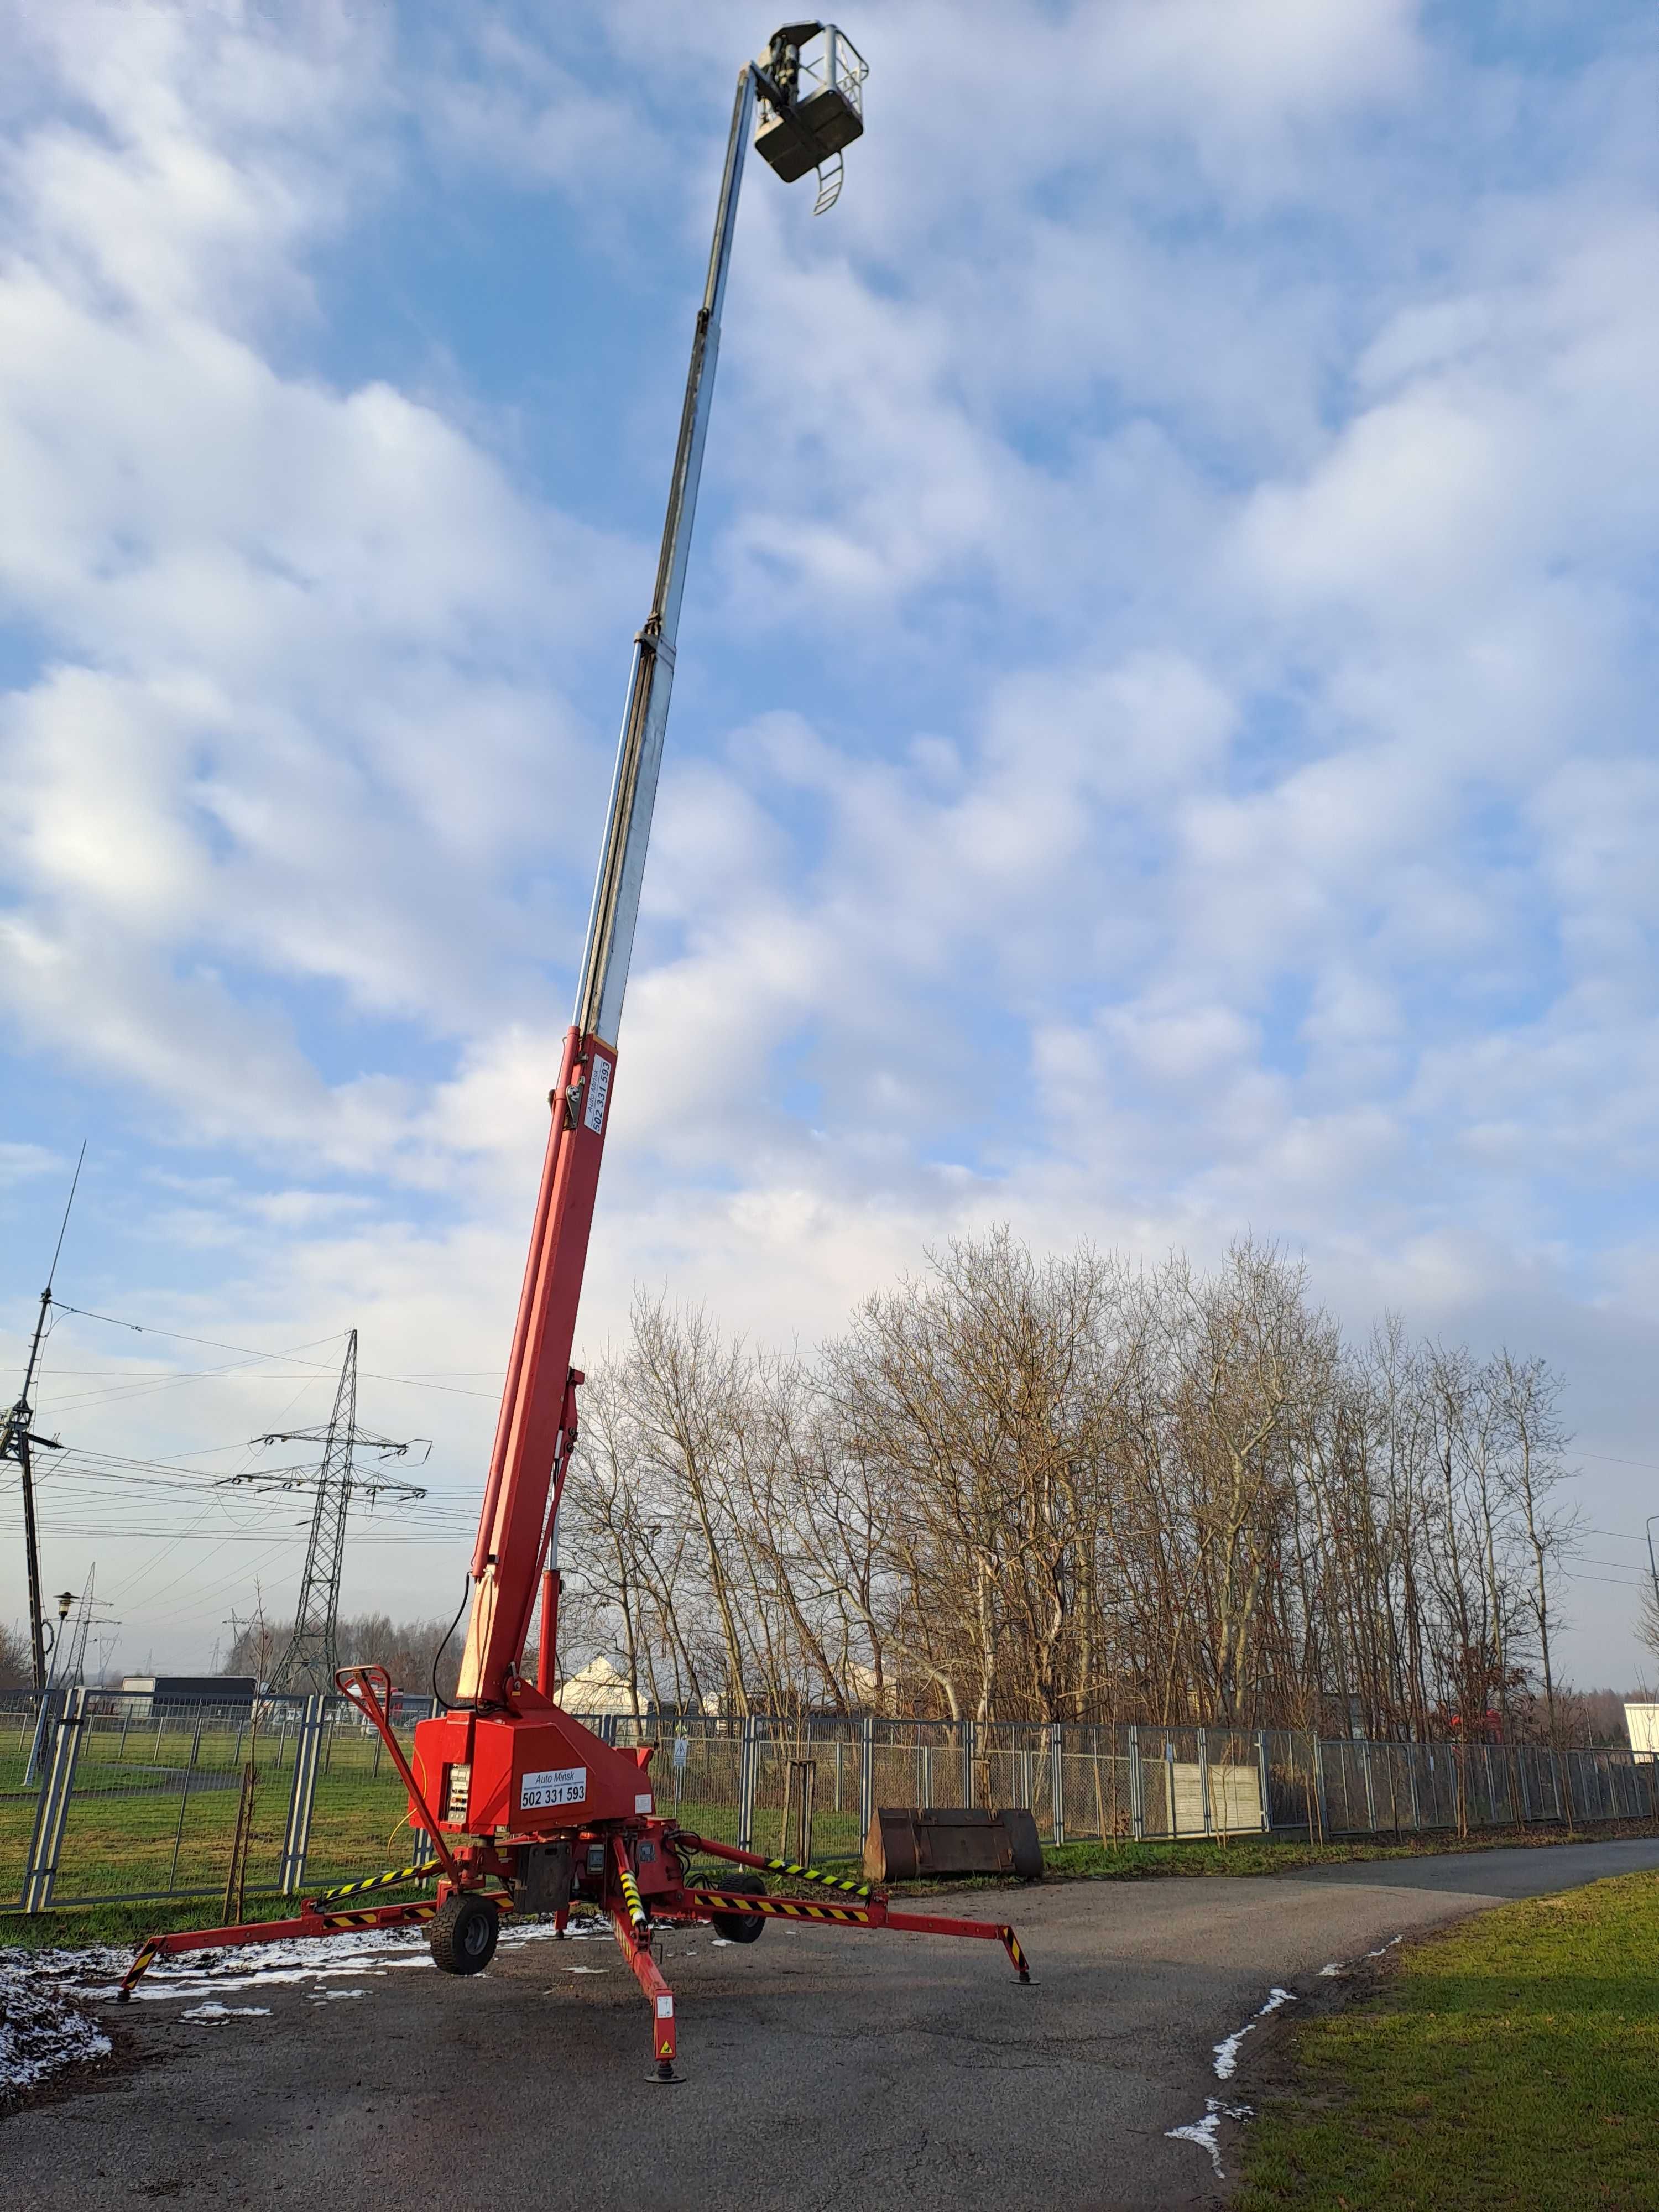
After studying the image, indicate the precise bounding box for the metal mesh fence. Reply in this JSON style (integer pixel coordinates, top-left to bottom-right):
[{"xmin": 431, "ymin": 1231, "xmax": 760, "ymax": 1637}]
[
  {"xmin": 977, "ymin": 1721, "xmax": 1047, "ymax": 1825},
  {"xmin": 2, "ymin": 1699, "xmax": 53, "ymax": 1903},
  {"xmin": 7, "ymin": 1689, "xmax": 1659, "ymax": 1913},
  {"xmin": 751, "ymin": 1718, "xmax": 865, "ymax": 1863},
  {"xmin": 39, "ymin": 1694, "xmax": 303, "ymax": 1907},
  {"xmin": 654, "ymin": 1715, "xmax": 746, "ymax": 1848},
  {"xmin": 1056, "ymin": 1728, "xmax": 1134, "ymax": 1842},
  {"xmin": 301, "ymin": 1703, "xmax": 432, "ymax": 1891}
]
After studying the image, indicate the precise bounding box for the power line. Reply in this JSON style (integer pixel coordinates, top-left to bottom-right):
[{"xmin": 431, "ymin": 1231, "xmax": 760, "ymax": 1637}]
[
  {"xmin": 34, "ymin": 1304, "xmax": 498, "ymax": 1397},
  {"xmin": 23, "ymin": 1366, "xmax": 498, "ymax": 1380}
]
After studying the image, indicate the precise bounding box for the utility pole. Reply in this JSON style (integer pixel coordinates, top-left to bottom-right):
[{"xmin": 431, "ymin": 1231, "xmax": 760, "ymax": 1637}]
[
  {"xmin": 223, "ymin": 1330, "xmax": 427, "ymax": 1695},
  {"xmin": 1, "ymin": 1145, "xmax": 85, "ymax": 1692}
]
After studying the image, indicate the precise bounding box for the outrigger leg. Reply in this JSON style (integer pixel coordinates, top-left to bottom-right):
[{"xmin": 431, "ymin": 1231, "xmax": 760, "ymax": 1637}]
[
  {"xmin": 115, "ymin": 1888, "xmax": 460, "ymax": 2003},
  {"xmin": 611, "ymin": 1833, "xmax": 679, "ymax": 2079},
  {"xmin": 610, "ymin": 1908, "xmax": 679, "ymax": 2081},
  {"xmin": 677, "ymin": 1829, "xmax": 1034, "ymax": 1984}
]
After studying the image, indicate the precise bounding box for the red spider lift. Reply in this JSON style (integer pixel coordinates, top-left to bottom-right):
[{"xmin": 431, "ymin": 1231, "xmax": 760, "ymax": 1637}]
[{"xmin": 118, "ymin": 24, "xmax": 1031, "ymax": 2075}]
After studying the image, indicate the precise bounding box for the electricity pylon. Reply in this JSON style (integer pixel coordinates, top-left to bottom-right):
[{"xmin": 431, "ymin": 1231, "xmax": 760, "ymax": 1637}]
[
  {"xmin": 225, "ymin": 1331, "xmax": 427, "ymax": 1695},
  {"xmin": 53, "ymin": 1566, "xmax": 116, "ymax": 1687}
]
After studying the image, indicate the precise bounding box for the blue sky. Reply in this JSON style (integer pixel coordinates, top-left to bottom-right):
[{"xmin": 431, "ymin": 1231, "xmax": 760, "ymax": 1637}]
[{"xmin": 2, "ymin": 0, "xmax": 1657, "ymax": 1683}]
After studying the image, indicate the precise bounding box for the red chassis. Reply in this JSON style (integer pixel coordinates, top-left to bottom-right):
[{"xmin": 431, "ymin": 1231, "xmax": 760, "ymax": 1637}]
[{"xmin": 119, "ymin": 1666, "xmax": 1031, "ymax": 2076}]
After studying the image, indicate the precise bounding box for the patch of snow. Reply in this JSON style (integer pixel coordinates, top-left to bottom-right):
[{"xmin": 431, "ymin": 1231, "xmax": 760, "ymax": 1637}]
[
  {"xmin": 309, "ymin": 1989, "xmax": 366, "ymax": 2002},
  {"xmin": 180, "ymin": 2003, "xmax": 270, "ymax": 2022},
  {"xmin": 7, "ymin": 1913, "xmax": 578, "ymax": 2034},
  {"xmin": 100, "ymin": 1914, "xmax": 572, "ymax": 2006},
  {"xmin": 1166, "ymin": 2097, "xmax": 1254, "ymax": 2179},
  {"xmin": 1213, "ymin": 1986, "xmax": 1295, "ymax": 2079},
  {"xmin": 1319, "ymin": 1932, "xmax": 1402, "ymax": 1980},
  {"xmin": 0, "ymin": 1951, "xmax": 112, "ymax": 2098}
]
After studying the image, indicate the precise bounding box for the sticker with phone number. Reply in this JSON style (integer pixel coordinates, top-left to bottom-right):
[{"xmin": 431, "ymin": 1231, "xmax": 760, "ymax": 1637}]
[{"xmin": 521, "ymin": 1765, "xmax": 587, "ymax": 1811}]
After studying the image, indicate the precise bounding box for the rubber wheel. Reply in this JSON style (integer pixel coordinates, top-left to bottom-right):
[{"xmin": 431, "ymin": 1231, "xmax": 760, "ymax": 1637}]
[
  {"xmin": 709, "ymin": 1868, "xmax": 766, "ymax": 1944},
  {"xmin": 427, "ymin": 1893, "xmax": 500, "ymax": 1975}
]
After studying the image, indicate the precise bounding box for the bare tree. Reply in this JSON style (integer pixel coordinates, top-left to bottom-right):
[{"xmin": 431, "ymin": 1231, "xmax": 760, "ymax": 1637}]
[
  {"xmin": 552, "ymin": 1233, "xmax": 1592, "ymax": 1743},
  {"xmin": 1492, "ymin": 1350, "xmax": 1578, "ymax": 1749}
]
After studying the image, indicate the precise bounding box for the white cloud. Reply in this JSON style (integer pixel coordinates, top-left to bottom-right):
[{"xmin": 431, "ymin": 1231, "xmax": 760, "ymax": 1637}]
[
  {"xmin": 0, "ymin": 1142, "xmax": 61, "ymax": 1188},
  {"xmin": 0, "ymin": 3, "xmax": 638, "ymax": 1158},
  {"xmin": 2, "ymin": 2, "xmax": 1657, "ymax": 1682}
]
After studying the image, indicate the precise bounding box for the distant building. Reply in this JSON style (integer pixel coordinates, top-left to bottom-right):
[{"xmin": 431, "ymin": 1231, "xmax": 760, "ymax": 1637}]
[
  {"xmin": 557, "ymin": 1655, "xmax": 644, "ymax": 1714},
  {"xmin": 119, "ymin": 1674, "xmax": 257, "ymax": 1715},
  {"xmin": 1624, "ymin": 1703, "xmax": 1659, "ymax": 1762}
]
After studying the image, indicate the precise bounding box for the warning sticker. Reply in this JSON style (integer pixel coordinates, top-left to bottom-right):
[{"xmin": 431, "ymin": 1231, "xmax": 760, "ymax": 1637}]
[
  {"xmin": 583, "ymin": 1055, "xmax": 612, "ymax": 1136},
  {"xmin": 521, "ymin": 1765, "xmax": 587, "ymax": 1811}
]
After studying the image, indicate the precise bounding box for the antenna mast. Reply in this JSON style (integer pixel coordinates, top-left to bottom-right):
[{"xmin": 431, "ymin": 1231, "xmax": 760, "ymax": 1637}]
[{"xmin": 1, "ymin": 1143, "xmax": 85, "ymax": 1693}]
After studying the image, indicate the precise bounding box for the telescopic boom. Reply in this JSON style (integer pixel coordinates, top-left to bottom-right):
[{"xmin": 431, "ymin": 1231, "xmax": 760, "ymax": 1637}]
[{"xmin": 456, "ymin": 27, "xmax": 867, "ymax": 1711}]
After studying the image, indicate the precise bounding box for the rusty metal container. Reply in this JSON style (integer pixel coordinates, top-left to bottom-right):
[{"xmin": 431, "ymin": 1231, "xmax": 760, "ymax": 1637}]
[{"xmin": 864, "ymin": 1805, "xmax": 1044, "ymax": 1884}]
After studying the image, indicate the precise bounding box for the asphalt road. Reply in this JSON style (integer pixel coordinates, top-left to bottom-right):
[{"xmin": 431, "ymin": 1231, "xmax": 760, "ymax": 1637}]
[{"xmin": 11, "ymin": 1836, "xmax": 1659, "ymax": 2211}]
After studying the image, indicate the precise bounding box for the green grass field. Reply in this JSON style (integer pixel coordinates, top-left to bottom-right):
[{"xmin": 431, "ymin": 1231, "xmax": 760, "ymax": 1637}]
[{"xmin": 1237, "ymin": 1869, "xmax": 1659, "ymax": 2212}]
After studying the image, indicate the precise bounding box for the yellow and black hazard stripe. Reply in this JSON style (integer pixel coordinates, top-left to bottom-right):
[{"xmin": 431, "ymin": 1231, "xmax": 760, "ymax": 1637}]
[
  {"xmin": 320, "ymin": 1900, "xmax": 440, "ymax": 1931},
  {"xmin": 761, "ymin": 1855, "xmax": 872, "ymax": 1899},
  {"xmin": 116, "ymin": 1940, "xmax": 161, "ymax": 2002},
  {"xmin": 314, "ymin": 1861, "xmax": 434, "ymax": 1905},
  {"xmin": 693, "ymin": 1890, "xmax": 872, "ymax": 1927},
  {"xmin": 999, "ymin": 1926, "xmax": 1031, "ymax": 1981},
  {"xmin": 618, "ymin": 1863, "xmax": 649, "ymax": 1936}
]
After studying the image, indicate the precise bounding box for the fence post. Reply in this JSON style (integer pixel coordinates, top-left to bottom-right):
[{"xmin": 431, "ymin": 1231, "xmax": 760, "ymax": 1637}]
[
  {"xmin": 1312, "ymin": 1734, "xmax": 1329, "ymax": 1841},
  {"xmin": 166, "ymin": 1716, "xmax": 205, "ymax": 1892},
  {"xmin": 1360, "ymin": 1741, "xmax": 1377, "ymax": 1833},
  {"xmin": 1256, "ymin": 1730, "xmax": 1271, "ymax": 1833},
  {"xmin": 21, "ymin": 1684, "xmax": 89, "ymax": 1912},
  {"xmin": 962, "ymin": 1717, "xmax": 976, "ymax": 1807},
  {"xmin": 1128, "ymin": 1724, "xmax": 1144, "ymax": 1840},
  {"xmin": 24, "ymin": 1685, "xmax": 57, "ymax": 1789},
  {"xmin": 1197, "ymin": 1726, "xmax": 1212, "ymax": 1838},
  {"xmin": 737, "ymin": 1715, "xmax": 758, "ymax": 1852},
  {"xmin": 278, "ymin": 1696, "xmax": 326, "ymax": 1895},
  {"xmin": 859, "ymin": 1715, "xmax": 874, "ymax": 1846},
  {"xmin": 1050, "ymin": 1722, "xmax": 1065, "ymax": 1847},
  {"xmin": 1165, "ymin": 1736, "xmax": 1178, "ymax": 1837}
]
